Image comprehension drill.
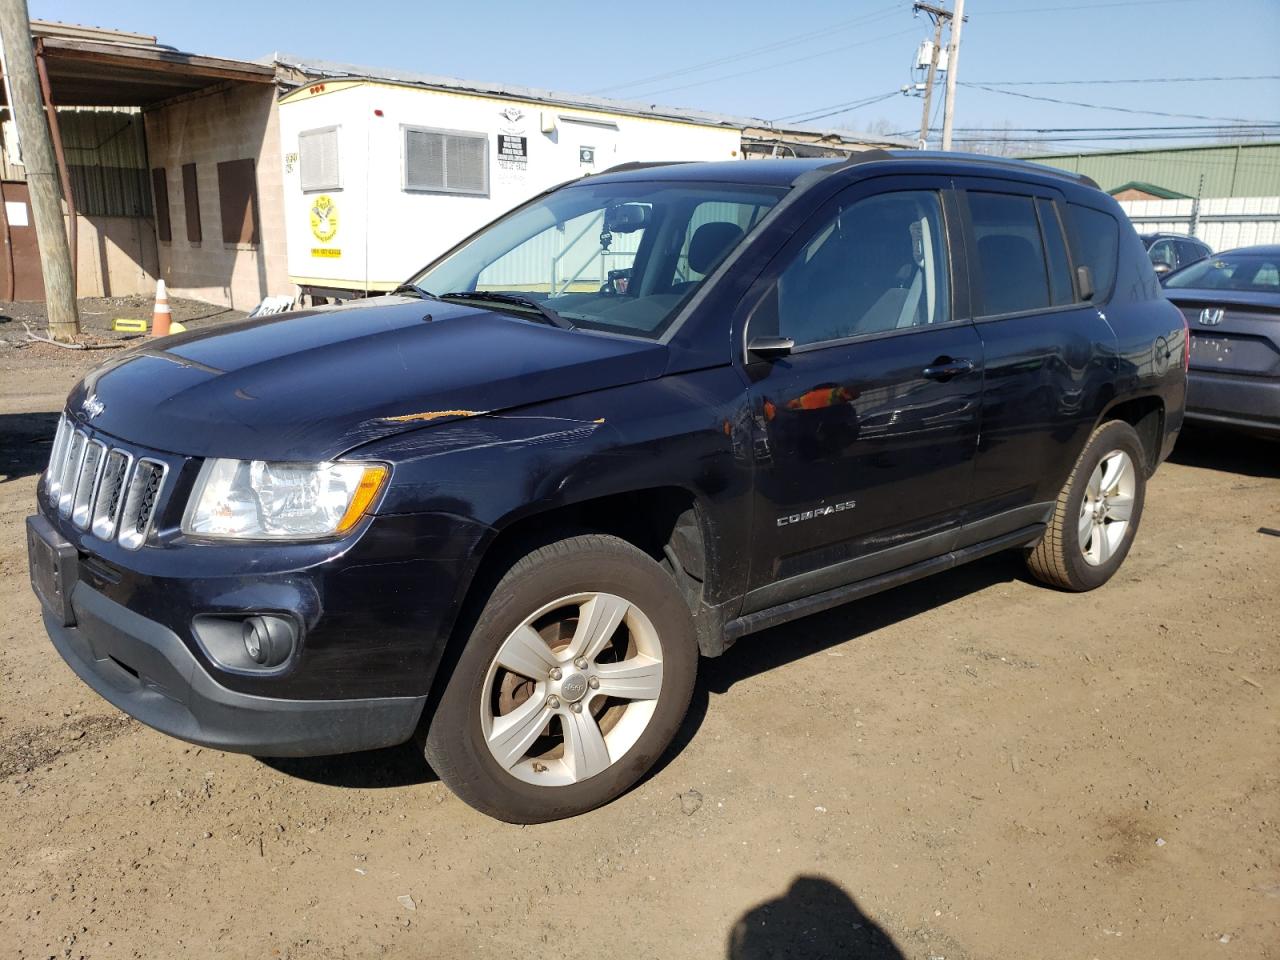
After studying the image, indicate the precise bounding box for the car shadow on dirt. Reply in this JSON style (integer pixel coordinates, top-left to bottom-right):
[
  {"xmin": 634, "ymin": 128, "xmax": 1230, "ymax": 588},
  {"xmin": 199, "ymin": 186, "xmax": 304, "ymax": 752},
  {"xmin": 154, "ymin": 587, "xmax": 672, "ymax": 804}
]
[
  {"xmin": 0, "ymin": 411, "xmax": 59, "ymax": 483},
  {"xmin": 727, "ymin": 875, "xmax": 905, "ymax": 959},
  {"xmin": 260, "ymin": 741, "xmax": 437, "ymax": 789},
  {"xmin": 701, "ymin": 550, "xmax": 1026, "ymax": 696},
  {"xmin": 1169, "ymin": 425, "xmax": 1279, "ymax": 478}
]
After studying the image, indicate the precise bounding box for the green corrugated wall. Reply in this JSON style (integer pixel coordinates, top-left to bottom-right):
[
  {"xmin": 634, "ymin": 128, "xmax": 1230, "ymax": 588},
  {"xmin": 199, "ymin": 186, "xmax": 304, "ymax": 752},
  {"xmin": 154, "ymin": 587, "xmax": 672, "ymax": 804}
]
[{"xmin": 1022, "ymin": 142, "xmax": 1280, "ymax": 198}]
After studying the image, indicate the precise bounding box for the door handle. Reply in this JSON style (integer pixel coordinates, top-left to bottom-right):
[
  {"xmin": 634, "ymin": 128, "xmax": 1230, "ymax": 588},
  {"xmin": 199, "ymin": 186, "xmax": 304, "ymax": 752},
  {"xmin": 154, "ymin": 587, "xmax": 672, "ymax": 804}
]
[{"xmin": 921, "ymin": 357, "xmax": 974, "ymax": 382}]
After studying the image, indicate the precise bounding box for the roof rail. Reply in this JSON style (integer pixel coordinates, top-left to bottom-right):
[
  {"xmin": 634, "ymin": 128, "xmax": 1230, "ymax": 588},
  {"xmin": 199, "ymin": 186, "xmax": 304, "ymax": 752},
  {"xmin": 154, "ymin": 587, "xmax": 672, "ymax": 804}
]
[
  {"xmin": 597, "ymin": 160, "xmax": 692, "ymax": 175},
  {"xmin": 904, "ymin": 151, "xmax": 1101, "ymax": 189}
]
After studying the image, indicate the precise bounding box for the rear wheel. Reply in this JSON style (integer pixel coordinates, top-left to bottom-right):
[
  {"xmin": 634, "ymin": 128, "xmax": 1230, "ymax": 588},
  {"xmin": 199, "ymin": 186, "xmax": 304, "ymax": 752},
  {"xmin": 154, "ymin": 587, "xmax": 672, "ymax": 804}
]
[
  {"xmin": 425, "ymin": 533, "xmax": 697, "ymax": 823},
  {"xmin": 1027, "ymin": 420, "xmax": 1147, "ymax": 591}
]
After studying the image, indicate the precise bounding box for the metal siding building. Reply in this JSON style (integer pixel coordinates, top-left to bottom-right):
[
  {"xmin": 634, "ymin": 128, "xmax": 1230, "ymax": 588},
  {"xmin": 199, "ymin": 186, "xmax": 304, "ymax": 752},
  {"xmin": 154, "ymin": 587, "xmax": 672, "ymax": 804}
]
[{"xmin": 1024, "ymin": 143, "xmax": 1280, "ymax": 199}]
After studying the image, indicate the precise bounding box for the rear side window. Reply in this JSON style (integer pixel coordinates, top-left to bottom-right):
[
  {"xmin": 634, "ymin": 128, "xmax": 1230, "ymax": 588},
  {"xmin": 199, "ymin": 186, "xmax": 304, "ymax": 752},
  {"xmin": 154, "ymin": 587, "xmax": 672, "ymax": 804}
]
[
  {"xmin": 1065, "ymin": 204, "xmax": 1119, "ymax": 300},
  {"xmin": 968, "ymin": 192, "xmax": 1051, "ymax": 317}
]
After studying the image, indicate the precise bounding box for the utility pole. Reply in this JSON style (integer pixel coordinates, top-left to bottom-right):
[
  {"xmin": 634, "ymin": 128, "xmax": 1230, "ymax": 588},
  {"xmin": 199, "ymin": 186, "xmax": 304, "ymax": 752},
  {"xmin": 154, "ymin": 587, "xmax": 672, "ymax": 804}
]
[
  {"xmin": 913, "ymin": 3, "xmax": 952, "ymax": 149},
  {"xmin": 940, "ymin": 0, "xmax": 966, "ymax": 152},
  {"xmin": 0, "ymin": 0, "xmax": 78, "ymax": 340}
]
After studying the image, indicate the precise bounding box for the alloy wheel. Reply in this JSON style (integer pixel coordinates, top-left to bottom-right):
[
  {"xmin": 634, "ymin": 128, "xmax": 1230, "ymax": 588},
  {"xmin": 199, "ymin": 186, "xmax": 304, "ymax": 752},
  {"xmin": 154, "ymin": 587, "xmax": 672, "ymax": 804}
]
[
  {"xmin": 480, "ymin": 592, "xmax": 664, "ymax": 786},
  {"xmin": 1077, "ymin": 449, "xmax": 1136, "ymax": 566}
]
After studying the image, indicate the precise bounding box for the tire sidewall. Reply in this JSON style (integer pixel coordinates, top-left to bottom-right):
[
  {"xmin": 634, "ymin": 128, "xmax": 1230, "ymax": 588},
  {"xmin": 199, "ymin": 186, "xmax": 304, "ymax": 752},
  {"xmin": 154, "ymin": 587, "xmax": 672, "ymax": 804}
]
[
  {"xmin": 1060, "ymin": 421, "xmax": 1147, "ymax": 590},
  {"xmin": 427, "ymin": 538, "xmax": 697, "ymax": 823}
]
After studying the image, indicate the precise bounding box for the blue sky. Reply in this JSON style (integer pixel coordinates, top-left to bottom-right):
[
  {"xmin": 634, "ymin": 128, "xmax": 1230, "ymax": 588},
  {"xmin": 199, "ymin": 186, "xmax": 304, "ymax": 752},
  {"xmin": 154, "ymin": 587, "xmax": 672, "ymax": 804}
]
[{"xmin": 29, "ymin": 0, "xmax": 1280, "ymax": 149}]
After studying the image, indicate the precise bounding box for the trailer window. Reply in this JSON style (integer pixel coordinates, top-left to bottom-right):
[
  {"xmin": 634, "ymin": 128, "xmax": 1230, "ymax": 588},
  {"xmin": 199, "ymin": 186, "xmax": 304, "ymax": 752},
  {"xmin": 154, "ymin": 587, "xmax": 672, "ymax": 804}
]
[
  {"xmin": 299, "ymin": 126, "xmax": 341, "ymax": 193},
  {"xmin": 404, "ymin": 127, "xmax": 489, "ymax": 197}
]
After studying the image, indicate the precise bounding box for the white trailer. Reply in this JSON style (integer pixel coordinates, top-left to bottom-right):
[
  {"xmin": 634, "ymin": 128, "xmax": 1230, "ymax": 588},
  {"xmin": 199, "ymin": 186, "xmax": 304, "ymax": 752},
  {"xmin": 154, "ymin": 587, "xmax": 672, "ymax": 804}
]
[{"xmin": 277, "ymin": 71, "xmax": 742, "ymax": 297}]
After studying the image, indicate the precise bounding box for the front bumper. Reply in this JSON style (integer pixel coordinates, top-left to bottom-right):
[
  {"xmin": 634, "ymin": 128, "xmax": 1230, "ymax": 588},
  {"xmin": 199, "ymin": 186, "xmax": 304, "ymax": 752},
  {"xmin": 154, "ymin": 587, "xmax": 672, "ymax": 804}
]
[
  {"xmin": 43, "ymin": 580, "xmax": 425, "ymax": 756},
  {"xmin": 1186, "ymin": 370, "xmax": 1280, "ymax": 436}
]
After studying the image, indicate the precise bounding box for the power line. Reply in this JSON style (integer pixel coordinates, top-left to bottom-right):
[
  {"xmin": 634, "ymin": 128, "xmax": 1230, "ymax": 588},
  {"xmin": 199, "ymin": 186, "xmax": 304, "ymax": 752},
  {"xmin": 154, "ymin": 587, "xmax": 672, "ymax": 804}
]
[
  {"xmin": 627, "ymin": 28, "xmax": 921, "ymax": 99},
  {"xmin": 968, "ymin": 74, "xmax": 1280, "ymax": 87},
  {"xmin": 777, "ymin": 90, "xmax": 904, "ymax": 126},
  {"xmin": 589, "ymin": 5, "xmax": 899, "ymax": 95},
  {"xmin": 773, "ymin": 89, "xmax": 903, "ymax": 123},
  {"xmin": 962, "ymin": 83, "xmax": 1274, "ymax": 126},
  {"xmin": 982, "ymin": 0, "xmax": 1197, "ymax": 13}
]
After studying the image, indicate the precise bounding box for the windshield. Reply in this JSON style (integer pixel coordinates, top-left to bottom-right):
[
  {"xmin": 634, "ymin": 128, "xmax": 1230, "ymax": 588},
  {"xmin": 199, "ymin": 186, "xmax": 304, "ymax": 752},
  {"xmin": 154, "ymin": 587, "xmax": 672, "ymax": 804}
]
[
  {"xmin": 411, "ymin": 180, "xmax": 785, "ymax": 339},
  {"xmin": 1165, "ymin": 252, "xmax": 1280, "ymax": 293}
]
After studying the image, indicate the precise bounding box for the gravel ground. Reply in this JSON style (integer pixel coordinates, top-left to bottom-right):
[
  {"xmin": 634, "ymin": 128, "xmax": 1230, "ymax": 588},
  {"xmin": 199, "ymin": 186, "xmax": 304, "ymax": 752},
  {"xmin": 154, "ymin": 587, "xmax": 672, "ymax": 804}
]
[{"xmin": 0, "ymin": 313, "xmax": 1276, "ymax": 960}]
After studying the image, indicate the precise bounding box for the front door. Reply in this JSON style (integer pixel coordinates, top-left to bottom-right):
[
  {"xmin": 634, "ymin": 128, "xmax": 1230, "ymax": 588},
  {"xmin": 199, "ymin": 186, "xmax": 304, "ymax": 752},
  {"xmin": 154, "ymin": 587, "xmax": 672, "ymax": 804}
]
[{"xmin": 741, "ymin": 177, "xmax": 984, "ymax": 613}]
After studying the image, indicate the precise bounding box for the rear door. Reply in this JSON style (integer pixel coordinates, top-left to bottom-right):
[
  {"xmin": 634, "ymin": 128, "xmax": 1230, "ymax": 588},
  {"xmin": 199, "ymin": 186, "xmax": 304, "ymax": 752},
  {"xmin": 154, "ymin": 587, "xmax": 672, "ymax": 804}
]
[
  {"xmin": 953, "ymin": 178, "xmax": 1118, "ymax": 543},
  {"xmin": 740, "ymin": 175, "xmax": 985, "ymax": 612}
]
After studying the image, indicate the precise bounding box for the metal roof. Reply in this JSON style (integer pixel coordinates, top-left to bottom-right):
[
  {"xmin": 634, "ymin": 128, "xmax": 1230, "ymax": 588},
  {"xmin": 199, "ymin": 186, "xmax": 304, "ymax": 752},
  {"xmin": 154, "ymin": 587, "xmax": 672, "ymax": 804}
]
[
  {"xmin": 0, "ymin": 36, "xmax": 276, "ymax": 108},
  {"xmin": 1024, "ymin": 142, "xmax": 1280, "ymax": 199},
  {"xmin": 270, "ymin": 53, "xmax": 912, "ymax": 147}
]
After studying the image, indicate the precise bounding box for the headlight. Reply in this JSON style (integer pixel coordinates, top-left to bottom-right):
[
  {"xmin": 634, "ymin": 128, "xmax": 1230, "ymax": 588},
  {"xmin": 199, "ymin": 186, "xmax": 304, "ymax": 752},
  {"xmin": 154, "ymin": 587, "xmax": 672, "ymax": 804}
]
[{"xmin": 183, "ymin": 459, "xmax": 389, "ymax": 540}]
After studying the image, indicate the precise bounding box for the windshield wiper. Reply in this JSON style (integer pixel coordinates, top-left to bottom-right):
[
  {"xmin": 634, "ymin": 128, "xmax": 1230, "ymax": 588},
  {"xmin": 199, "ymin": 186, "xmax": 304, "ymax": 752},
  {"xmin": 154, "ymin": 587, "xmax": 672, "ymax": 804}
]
[
  {"xmin": 391, "ymin": 282, "xmax": 438, "ymax": 300},
  {"xmin": 439, "ymin": 291, "xmax": 575, "ymax": 330}
]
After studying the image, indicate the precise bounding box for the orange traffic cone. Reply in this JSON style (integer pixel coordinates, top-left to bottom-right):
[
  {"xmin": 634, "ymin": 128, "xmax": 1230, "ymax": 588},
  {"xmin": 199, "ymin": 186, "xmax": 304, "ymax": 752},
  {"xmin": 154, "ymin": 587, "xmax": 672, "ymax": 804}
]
[{"xmin": 150, "ymin": 279, "xmax": 172, "ymax": 337}]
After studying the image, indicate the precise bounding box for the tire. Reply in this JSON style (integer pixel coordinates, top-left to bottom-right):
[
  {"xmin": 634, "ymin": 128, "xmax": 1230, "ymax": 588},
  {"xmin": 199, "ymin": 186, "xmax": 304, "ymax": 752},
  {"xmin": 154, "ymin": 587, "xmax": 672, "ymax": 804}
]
[
  {"xmin": 1026, "ymin": 420, "xmax": 1147, "ymax": 592},
  {"xmin": 424, "ymin": 533, "xmax": 698, "ymax": 823}
]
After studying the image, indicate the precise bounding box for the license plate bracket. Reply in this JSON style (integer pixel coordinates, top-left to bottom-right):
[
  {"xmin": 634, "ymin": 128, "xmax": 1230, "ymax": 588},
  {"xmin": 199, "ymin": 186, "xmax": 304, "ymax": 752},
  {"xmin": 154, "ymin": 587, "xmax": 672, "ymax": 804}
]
[{"xmin": 26, "ymin": 515, "xmax": 78, "ymax": 627}]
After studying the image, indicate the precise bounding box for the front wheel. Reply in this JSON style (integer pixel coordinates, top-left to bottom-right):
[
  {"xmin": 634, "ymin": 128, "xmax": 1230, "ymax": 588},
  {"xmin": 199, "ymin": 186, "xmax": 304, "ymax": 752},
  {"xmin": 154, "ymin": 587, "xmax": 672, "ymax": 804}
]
[
  {"xmin": 1026, "ymin": 419, "xmax": 1147, "ymax": 591},
  {"xmin": 424, "ymin": 533, "xmax": 697, "ymax": 823}
]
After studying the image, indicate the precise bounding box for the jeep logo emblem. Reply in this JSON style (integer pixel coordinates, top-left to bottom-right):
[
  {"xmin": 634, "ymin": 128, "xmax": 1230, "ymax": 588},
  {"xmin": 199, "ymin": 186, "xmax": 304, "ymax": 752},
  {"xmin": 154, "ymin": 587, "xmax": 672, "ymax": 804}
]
[{"xmin": 80, "ymin": 394, "xmax": 105, "ymax": 420}]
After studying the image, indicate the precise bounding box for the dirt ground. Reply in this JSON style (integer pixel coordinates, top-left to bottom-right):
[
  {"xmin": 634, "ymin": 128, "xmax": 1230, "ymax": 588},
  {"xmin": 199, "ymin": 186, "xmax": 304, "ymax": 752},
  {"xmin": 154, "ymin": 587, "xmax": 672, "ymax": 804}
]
[{"xmin": 0, "ymin": 301, "xmax": 1277, "ymax": 960}]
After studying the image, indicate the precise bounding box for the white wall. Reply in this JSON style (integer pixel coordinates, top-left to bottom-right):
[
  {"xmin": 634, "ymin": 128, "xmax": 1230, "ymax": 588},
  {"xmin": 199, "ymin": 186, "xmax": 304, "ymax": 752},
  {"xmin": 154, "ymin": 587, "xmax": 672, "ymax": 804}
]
[
  {"xmin": 278, "ymin": 81, "xmax": 741, "ymax": 293},
  {"xmin": 1116, "ymin": 195, "xmax": 1280, "ymax": 252}
]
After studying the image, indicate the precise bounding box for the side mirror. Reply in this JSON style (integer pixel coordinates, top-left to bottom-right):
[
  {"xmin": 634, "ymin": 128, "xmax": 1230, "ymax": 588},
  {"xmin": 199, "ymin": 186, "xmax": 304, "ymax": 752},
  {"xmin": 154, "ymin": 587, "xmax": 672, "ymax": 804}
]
[
  {"xmin": 1076, "ymin": 265, "xmax": 1095, "ymax": 302},
  {"xmin": 1152, "ymin": 261, "xmax": 1173, "ymax": 277},
  {"xmin": 747, "ymin": 336, "xmax": 794, "ymax": 361}
]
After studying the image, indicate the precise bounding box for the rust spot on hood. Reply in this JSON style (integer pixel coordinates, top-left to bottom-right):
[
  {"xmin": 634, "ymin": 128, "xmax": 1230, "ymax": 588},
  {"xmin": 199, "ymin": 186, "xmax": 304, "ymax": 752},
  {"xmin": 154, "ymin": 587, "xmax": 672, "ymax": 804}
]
[{"xmin": 382, "ymin": 409, "xmax": 485, "ymax": 424}]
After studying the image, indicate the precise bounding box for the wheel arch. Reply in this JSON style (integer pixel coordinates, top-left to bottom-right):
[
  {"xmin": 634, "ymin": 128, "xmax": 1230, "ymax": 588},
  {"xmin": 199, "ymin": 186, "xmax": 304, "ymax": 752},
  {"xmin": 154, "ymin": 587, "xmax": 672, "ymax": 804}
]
[{"xmin": 1096, "ymin": 394, "xmax": 1165, "ymax": 475}]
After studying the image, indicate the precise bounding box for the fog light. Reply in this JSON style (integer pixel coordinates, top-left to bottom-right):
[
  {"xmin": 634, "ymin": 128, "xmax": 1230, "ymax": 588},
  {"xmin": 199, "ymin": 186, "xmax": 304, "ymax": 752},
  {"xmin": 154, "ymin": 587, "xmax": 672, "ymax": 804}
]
[{"xmin": 242, "ymin": 615, "xmax": 295, "ymax": 668}]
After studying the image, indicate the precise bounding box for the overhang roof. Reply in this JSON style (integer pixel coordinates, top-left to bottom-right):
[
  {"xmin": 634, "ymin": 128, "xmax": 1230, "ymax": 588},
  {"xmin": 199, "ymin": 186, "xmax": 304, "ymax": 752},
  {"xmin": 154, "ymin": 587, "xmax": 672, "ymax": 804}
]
[{"xmin": 0, "ymin": 36, "xmax": 275, "ymax": 108}]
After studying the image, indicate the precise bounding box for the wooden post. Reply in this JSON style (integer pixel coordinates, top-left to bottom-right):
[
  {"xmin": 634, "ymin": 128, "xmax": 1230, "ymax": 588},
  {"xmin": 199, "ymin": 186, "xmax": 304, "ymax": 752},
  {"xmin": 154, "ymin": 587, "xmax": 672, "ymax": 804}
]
[
  {"xmin": 0, "ymin": 0, "xmax": 78, "ymax": 339},
  {"xmin": 35, "ymin": 38, "xmax": 76, "ymax": 293}
]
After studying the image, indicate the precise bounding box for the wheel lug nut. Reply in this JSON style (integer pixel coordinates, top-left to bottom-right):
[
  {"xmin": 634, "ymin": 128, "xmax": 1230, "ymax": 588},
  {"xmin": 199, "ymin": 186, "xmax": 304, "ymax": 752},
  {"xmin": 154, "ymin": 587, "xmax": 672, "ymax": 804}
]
[
  {"xmin": 574, "ymin": 657, "xmax": 588, "ymax": 670},
  {"xmin": 549, "ymin": 667, "xmax": 562, "ymax": 680},
  {"xmin": 570, "ymin": 702, "xmax": 582, "ymax": 713},
  {"xmin": 547, "ymin": 696, "xmax": 560, "ymax": 709},
  {"xmin": 588, "ymin": 677, "xmax": 600, "ymax": 689}
]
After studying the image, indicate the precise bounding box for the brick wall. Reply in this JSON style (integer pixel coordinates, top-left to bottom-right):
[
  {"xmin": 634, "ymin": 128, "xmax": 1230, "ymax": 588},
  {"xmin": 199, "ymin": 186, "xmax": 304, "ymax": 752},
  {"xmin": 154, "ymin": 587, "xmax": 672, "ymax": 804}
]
[{"xmin": 144, "ymin": 82, "xmax": 289, "ymax": 309}]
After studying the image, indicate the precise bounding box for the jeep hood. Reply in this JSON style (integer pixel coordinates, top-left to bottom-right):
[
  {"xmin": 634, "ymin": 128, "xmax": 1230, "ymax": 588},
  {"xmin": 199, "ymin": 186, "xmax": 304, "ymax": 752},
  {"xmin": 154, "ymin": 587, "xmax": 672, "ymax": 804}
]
[{"xmin": 67, "ymin": 298, "xmax": 669, "ymax": 460}]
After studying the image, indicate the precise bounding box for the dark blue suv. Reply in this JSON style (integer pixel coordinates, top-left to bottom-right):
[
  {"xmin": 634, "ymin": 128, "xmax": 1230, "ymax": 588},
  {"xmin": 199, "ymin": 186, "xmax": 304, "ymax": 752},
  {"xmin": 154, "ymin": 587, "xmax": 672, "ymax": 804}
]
[{"xmin": 27, "ymin": 152, "xmax": 1186, "ymax": 822}]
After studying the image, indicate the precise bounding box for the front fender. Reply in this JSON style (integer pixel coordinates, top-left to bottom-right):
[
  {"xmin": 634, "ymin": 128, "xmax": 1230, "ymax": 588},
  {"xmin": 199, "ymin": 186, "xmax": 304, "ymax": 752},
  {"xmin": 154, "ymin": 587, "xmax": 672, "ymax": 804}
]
[{"xmin": 354, "ymin": 367, "xmax": 753, "ymax": 618}]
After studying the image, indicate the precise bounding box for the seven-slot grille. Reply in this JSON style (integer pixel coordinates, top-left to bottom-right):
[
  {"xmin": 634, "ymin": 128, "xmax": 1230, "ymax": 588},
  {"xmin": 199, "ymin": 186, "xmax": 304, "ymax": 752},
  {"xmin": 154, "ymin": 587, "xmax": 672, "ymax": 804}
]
[{"xmin": 44, "ymin": 414, "xmax": 167, "ymax": 550}]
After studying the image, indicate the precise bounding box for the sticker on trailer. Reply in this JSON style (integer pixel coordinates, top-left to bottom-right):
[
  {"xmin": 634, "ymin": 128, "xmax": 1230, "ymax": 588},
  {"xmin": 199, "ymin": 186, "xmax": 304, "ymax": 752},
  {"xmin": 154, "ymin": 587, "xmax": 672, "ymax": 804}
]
[
  {"xmin": 310, "ymin": 195, "xmax": 338, "ymax": 242},
  {"xmin": 310, "ymin": 247, "xmax": 341, "ymax": 258},
  {"xmin": 498, "ymin": 135, "xmax": 528, "ymax": 169}
]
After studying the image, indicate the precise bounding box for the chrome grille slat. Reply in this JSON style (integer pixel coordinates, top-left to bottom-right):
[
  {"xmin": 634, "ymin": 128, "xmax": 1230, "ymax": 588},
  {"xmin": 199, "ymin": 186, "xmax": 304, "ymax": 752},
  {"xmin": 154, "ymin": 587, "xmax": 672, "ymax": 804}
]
[
  {"xmin": 42, "ymin": 416, "xmax": 169, "ymax": 550},
  {"xmin": 91, "ymin": 450, "xmax": 131, "ymax": 540},
  {"xmin": 118, "ymin": 459, "xmax": 167, "ymax": 550},
  {"xmin": 71, "ymin": 439, "xmax": 107, "ymax": 529},
  {"xmin": 57, "ymin": 431, "xmax": 88, "ymax": 517},
  {"xmin": 45, "ymin": 415, "xmax": 72, "ymax": 501}
]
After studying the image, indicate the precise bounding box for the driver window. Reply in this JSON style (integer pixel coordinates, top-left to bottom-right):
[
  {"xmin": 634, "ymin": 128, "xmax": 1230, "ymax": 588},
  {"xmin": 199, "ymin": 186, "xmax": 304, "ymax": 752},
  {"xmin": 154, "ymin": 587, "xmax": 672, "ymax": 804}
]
[
  {"xmin": 776, "ymin": 190, "xmax": 951, "ymax": 347},
  {"xmin": 1149, "ymin": 239, "xmax": 1175, "ymax": 269}
]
